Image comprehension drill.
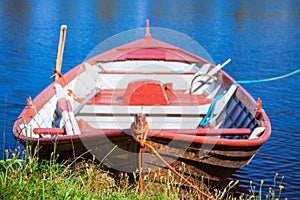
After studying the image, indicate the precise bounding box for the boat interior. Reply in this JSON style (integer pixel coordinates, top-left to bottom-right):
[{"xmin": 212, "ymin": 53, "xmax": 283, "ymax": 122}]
[{"xmin": 23, "ymin": 60, "xmax": 264, "ymax": 140}]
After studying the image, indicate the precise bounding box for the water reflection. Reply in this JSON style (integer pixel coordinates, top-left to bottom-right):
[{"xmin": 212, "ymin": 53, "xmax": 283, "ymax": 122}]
[{"xmin": 0, "ymin": 0, "xmax": 299, "ymax": 198}]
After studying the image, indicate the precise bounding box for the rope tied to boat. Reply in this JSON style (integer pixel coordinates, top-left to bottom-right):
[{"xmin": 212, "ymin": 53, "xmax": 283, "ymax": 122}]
[
  {"xmin": 131, "ymin": 113, "xmax": 148, "ymax": 148},
  {"xmin": 199, "ymin": 94, "xmax": 223, "ymax": 127},
  {"xmin": 233, "ymin": 68, "xmax": 300, "ymax": 84},
  {"xmin": 130, "ymin": 114, "xmax": 148, "ymax": 198},
  {"xmin": 130, "ymin": 114, "xmax": 214, "ymax": 199},
  {"xmin": 199, "ymin": 67, "xmax": 300, "ymax": 127}
]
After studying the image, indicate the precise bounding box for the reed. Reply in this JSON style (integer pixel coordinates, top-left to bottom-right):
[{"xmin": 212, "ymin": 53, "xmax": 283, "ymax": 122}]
[
  {"xmin": 0, "ymin": 144, "xmax": 285, "ymax": 200},
  {"xmin": 246, "ymin": 173, "xmax": 285, "ymax": 200}
]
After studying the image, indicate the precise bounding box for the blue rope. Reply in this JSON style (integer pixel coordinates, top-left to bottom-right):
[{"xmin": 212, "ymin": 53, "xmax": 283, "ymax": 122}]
[
  {"xmin": 199, "ymin": 95, "xmax": 223, "ymax": 127},
  {"xmin": 199, "ymin": 68, "xmax": 300, "ymax": 127},
  {"xmin": 233, "ymin": 68, "xmax": 300, "ymax": 84}
]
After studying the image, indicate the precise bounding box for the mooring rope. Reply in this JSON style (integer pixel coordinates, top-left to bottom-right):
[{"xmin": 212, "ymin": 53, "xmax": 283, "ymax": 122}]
[
  {"xmin": 233, "ymin": 68, "xmax": 300, "ymax": 84},
  {"xmin": 130, "ymin": 123, "xmax": 214, "ymax": 199}
]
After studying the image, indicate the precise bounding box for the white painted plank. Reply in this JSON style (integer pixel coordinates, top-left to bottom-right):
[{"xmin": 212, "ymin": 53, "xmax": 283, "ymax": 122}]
[
  {"xmin": 79, "ymin": 105, "xmax": 210, "ymax": 115},
  {"xmin": 193, "ymin": 59, "xmax": 231, "ymax": 94},
  {"xmin": 77, "ymin": 116, "xmax": 202, "ymax": 129},
  {"xmin": 214, "ymin": 84, "xmax": 237, "ymax": 115},
  {"xmin": 249, "ymin": 127, "xmax": 266, "ymax": 139}
]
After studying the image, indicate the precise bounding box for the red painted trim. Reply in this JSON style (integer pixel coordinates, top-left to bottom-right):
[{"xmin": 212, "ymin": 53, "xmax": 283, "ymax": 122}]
[
  {"xmin": 31, "ymin": 127, "xmax": 250, "ymax": 136},
  {"xmin": 148, "ymin": 128, "xmax": 251, "ymax": 136},
  {"xmin": 122, "ymin": 80, "xmax": 169, "ymax": 105},
  {"xmin": 15, "ymin": 119, "xmax": 269, "ymax": 148},
  {"xmin": 33, "ymin": 128, "xmax": 65, "ymax": 135},
  {"xmin": 89, "ymin": 88, "xmax": 211, "ymax": 106},
  {"xmin": 85, "ymin": 37, "xmax": 210, "ymax": 65}
]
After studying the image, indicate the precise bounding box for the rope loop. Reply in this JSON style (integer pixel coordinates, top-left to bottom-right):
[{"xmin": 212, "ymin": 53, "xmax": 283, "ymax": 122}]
[{"xmin": 130, "ymin": 122, "xmax": 148, "ymax": 148}]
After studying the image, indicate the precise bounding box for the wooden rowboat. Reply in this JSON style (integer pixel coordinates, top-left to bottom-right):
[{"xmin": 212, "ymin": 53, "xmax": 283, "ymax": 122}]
[{"xmin": 13, "ymin": 22, "xmax": 271, "ymax": 182}]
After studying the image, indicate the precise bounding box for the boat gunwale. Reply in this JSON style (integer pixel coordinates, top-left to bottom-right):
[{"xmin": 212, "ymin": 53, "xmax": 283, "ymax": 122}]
[
  {"xmin": 13, "ymin": 36, "xmax": 271, "ymax": 150},
  {"xmin": 14, "ymin": 116, "xmax": 270, "ymax": 148}
]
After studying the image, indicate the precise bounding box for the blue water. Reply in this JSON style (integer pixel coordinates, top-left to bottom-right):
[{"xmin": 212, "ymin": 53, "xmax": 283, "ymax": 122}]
[{"xmin": 1, "ymin": 0, "xmax": 299, "ymax": 198}]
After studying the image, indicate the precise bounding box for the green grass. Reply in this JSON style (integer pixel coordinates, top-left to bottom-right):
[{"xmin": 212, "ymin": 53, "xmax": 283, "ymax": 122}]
[
  {"xmin": 1, "ymin": 149, "xmax": 136, "ymax": 199},
  {"xmin": 0, "ymin": 146, "xmax": 285, "ymax": 200}
]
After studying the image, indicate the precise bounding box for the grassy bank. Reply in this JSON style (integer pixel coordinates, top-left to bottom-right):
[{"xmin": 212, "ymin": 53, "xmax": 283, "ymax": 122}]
[{"xmin": 0, "ymin": 147, "xmax": 285, "ymax": 199}]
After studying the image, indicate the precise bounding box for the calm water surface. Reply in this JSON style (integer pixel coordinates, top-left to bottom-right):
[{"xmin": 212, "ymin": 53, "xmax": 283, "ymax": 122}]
[{"xmin": 0, "ymin": 0, "xmax": 299, "ymax": 198}]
